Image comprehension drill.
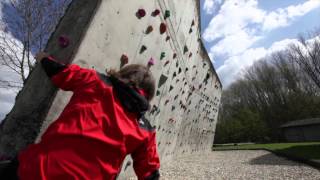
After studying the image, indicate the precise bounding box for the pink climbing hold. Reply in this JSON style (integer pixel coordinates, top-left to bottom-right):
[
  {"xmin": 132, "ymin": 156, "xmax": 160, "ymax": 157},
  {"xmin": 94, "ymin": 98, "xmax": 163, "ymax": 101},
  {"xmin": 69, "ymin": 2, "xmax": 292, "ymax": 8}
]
[
  {"xmin": 147, "ymin": 57, "xmax": 155, "ymax": 69},
  {"xmin": 58, "ymin": 35, "xmax": 70, "ymax": 48}
]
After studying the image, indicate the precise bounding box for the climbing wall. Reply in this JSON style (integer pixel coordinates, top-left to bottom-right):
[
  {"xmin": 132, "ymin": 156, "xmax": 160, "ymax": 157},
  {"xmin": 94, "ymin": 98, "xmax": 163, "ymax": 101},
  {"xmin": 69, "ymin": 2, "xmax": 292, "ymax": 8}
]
[{"xmin": 36, "ymin": 0, "xmax": 222, "ymax": 178}]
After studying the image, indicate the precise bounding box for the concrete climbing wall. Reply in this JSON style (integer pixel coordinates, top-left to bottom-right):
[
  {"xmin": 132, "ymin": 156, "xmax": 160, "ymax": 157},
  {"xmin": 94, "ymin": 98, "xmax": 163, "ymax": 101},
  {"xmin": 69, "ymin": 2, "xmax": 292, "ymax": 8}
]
[{"xmin": 36, "ymin": 0, "xmax": 222, "ymax": 178}]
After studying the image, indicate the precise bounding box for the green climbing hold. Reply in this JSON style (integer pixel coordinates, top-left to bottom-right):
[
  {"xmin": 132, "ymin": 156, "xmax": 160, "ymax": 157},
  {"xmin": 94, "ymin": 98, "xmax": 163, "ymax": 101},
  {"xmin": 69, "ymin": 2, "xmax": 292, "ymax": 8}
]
[
  {"xmin": 164, "ymin": 10, "xmax": 170, "ymax": 19},
  {"xmin": 160, "ymin": 52, "xmax": 166, "ymax": 60},
  {"xmin": 183, "ymin": 45, "xmax": 188, "ymax": 54},
  {"xmin": 140, "ymin": 45, "xmax": 147, "ymax": 54}
]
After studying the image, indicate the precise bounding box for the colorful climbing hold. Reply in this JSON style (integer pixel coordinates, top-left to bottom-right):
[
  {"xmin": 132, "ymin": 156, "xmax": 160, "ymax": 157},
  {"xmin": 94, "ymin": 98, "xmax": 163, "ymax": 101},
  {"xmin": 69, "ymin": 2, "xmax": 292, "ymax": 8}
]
[
  {"xmin": 160, "ymin": 23, "xmax": 167, "ymax": 34},
  {"xmin": 152, "ymin": 9, "xmax": 160, "ymax": 16},
  {"xmin": 58, "ymin": 35, "xmax": 69, "ymax": 48},
  {"xmin": 189, "ymin": 28, "xmax": 192, "ymax": 34},
  {"xmin": 191, "ymin": 20, "xmax": 195, "ymax": 26},
  {"xmin": 183, "ymin": 45, "xmax": 188, "ymax": 54},
  {"xmin": 166, "ymin": 36, "xmax": 170, "ymax": 41},
  {"xmin": 136, "ymin": 9, "xmax": 146, "ymax": 18},
  {"xmin": 147, "ymin": 57, "xmax": 155, "ymax": 67},
  {"xmin": 169, "ymin": 85, "xmax": 174, "ymax": 91},
  {"xmin": 160, "ymin": 52, "xmax": 165, "ymax": 60},
  {"xmin": 140, "ymin": 45, "xmax": 147, "ymax": 54},
  {"xmin": 164, "ymin": 60, "xmax": 169, "ymax": 66},
  {"xmin": 173, "ymin": 53, "xmax": 177, "ymax": 59},
  {"xmin": 164, "ymin": 10, "xmax": 170, "ymax": 19},
  {"xmin": 120, "ymin": 54, "xmax": 129, "ymax": 66},
  {"xmin": 156, "ymin": 90, "xmax": 160, "ymax": 96},
  {"xmin": 165, "ymin": 99, "xmax": 169, "ymax": 104},
  {"xmin": 158, "ymin": 74, "xmax": 168, "ymax": 88},
  {"xmin": 172, "ymin": 72, "xmax": 177, "ymax": 78},
  {"xmin": 145, "ymin": 25, "xmax": 153, "ymax": 34},
  {"xmin": 189, "ymin": 52, "xmax": 192, "ymax": 58}
]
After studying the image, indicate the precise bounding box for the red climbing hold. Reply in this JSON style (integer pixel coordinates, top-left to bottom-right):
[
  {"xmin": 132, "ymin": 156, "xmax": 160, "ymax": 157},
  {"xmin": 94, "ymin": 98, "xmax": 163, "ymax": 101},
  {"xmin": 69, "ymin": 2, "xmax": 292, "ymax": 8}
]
[
  {"xmin": 160, "ymin": 23, "xmax": 167, "ymax": 34},
  {"xmin": 164, "ymin": 60, "xmax": 169, "ymax": 66},
  {"xmin": 189, "ymin": 52, "xmax": 192, "ymax": 58},
  {"xmin": 120, "ymin": 54, "xmax": 129, "ymax": 65},
  {"xmin": 136, "ymin": 9, "xmax": 146, "ymax": 18},
  {"xmin": 152, "ymin": 9, "xmax": 160, "ymax": 16},
  {"xmin": 58, "ymin": 35, "xmax": 69, "ymax": 48}
]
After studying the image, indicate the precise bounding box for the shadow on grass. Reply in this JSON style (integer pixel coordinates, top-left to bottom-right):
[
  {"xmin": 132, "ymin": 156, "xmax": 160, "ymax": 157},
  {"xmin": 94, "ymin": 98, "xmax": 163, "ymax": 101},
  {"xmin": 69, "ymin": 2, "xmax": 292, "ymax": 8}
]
[
  {"xmin": 249, "ymin": 144, "xmax": 320, "ymax": 167},
  {"xmin": 249, "ymin": 153, "xmax": 299, "ymax": 166},
  {"xmin": 275, "ymin": 144, "xmax": 320, "ymax": 160}
]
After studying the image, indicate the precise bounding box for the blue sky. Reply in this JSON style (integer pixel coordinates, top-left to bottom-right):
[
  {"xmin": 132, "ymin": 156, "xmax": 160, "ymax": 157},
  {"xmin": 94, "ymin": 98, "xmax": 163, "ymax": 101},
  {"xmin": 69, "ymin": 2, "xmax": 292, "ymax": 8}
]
[{"xmin": 200, "ymin": 0, "xmax": 320, "ymax": 87}]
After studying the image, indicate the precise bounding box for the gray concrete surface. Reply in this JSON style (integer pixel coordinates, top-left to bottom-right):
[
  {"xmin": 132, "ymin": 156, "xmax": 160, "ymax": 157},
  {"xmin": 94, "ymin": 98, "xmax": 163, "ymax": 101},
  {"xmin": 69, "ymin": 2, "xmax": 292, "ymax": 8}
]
[{"xmin": 132, "ymin": 150, "xmax": 320, "ymax": 180}]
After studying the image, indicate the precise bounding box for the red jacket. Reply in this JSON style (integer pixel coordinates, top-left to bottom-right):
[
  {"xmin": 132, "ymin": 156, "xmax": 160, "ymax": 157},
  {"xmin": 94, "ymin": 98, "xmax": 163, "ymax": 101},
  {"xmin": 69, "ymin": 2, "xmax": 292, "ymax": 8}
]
[{"xmin": 18, "ymin": 57, "xmax": 160, "ymax": 180}]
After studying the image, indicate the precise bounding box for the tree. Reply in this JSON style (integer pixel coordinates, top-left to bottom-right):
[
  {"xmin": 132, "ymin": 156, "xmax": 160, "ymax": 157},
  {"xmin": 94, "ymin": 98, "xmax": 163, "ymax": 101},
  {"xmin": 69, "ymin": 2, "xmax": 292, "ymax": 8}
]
[
  {"xmin": 289, "ymin": 31, "xmax": 320, "ymax": 89},
  {"xmin": 215, "ymin": 46, "xmax": 320, "ymax": 143},
  {"xmin": 0, "ymin": 0, "xmax": 71, "ymax": 89}
]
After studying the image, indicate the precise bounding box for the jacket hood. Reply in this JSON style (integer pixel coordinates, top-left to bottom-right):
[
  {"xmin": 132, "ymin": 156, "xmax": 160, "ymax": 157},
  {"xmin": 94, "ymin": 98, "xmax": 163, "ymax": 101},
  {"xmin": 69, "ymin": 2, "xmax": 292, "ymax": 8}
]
[{"xmin": 108, "ymin": 75, "xmax": 150, "ymax": 115}]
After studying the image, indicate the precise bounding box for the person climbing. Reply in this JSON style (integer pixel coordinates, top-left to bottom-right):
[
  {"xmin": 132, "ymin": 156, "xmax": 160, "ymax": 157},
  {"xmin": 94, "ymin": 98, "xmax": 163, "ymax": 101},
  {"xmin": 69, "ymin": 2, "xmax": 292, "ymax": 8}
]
[{"xmin": 17, "ymin": 52, "xmax": 160, "ymax": 180}]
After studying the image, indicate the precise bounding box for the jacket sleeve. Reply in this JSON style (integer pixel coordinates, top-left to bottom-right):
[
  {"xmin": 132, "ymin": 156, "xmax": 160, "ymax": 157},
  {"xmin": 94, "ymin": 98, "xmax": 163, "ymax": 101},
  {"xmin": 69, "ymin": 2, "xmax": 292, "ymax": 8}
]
[
  {"xmin": 131, "ymin": 132, "xmax": 160, "ymax": 180},
  {"xmin": 40, "ymin": 57, "xmax": 96, "ymax": 91}
]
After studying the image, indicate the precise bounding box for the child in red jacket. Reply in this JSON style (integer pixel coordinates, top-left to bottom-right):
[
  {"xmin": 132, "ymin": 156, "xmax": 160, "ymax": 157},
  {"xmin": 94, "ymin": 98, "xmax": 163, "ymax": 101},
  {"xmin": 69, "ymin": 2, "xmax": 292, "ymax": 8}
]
[{"xmin": 17, "ymin": 52, "xmax": 160, "ymax": 180}]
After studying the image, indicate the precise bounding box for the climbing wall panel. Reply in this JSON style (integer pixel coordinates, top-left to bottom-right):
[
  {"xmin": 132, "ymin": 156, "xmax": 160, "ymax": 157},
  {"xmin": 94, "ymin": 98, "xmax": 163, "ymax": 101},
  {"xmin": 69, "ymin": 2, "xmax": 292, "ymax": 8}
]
[{"xmin": 36, "ymin": 0, "xmax": 222, "ymax": 178}]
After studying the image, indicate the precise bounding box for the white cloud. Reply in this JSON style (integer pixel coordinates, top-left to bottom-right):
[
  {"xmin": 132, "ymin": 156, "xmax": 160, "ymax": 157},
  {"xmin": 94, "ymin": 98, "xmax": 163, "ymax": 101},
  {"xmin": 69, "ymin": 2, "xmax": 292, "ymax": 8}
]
[
  {"xmin": 0, "ymin": 88, "xmax": 16, "ymax": 120},
  {"xmin": 0, "ymin": 30, "xmax": 24, "ymax": 122},
  {"xmin": 268, "ymin": 38, "xmax": 300, "ymax": 52},
  {"xmin": 203, "ymin": 0, "xmax": 222, "ymax": 15},
  {"xmin": 217, "ymin": 47, "xmax": 267, "ymax": 86},
  {"xmin": 216, "ymin": 38, "xmax": 304, "ymax": 87},
  {"xmin": 203, "ymin": 0, "xmax": 265, "ymax": 42},
  {"xmin": 211, "ymin": 30, "xmax": 262, "ymax": 57},
  {"xmin": 262, "ymin": 0, "xmax": 320, "ymax": 31},
  {"xmin": 203, "ymin": 0, "xmax": 214, "ymax": 14},
  {"xmin": 203, "ymin": 0, "xmax": 320, "ymax": 87},
  {"xmin": 203, "ymin": 0, "xmax": 320, "ymax": 43}
]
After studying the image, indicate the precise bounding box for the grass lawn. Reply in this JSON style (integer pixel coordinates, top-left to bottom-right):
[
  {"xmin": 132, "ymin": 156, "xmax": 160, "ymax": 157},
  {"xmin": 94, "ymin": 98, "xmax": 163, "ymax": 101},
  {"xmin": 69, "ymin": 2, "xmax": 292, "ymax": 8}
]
[{"xmin": 212, "ymin": 142, "xmax": 320, "ymax": 160}]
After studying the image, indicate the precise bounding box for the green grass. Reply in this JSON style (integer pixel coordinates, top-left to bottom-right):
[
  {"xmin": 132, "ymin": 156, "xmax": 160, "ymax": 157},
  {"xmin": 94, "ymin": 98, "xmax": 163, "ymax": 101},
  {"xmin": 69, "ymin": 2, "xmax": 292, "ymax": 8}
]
[{"xmin": 212, "ymin": 142, "xmax": 320, "ymax": 160}]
